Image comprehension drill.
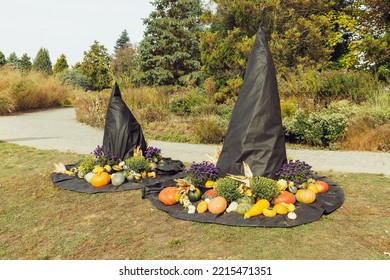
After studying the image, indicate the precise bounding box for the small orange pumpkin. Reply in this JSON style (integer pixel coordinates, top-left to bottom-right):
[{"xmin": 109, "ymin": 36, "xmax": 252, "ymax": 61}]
[
  {"xmin": 90, "ymin": 171, "xmax": 111, "ymax": 188},
  {"xmin": 208, "ymin": 196, "xmax": 227, "ymax": 214},
  {"xmin": 273, "ymin": 190, "xmax": 296, "ymax": 205},
  {"xmin": 314, "ymin": 180, "xmax": 329, "ymax": 193},
  {"xmin": 158, "ymin": 186, "xmax": 181, "ymax": 206},
  {"xmin": 295, "ymin": 189, "xmax": 316, "ymax": 204}
]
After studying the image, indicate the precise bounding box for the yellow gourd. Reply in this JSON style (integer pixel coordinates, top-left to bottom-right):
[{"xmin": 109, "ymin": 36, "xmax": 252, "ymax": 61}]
[
  {"xmin": 244, "ymin": 199, "xmax": 270, "ymax": 219},
  {"xmin": 196, "ymin": 200, "xmax": 208, "ymax": 213},
  {"xmin": 263, "ymin": 207, "xmax": 277, "ymax": 218},
  {"xmin": 273, "ymin": 203, "xmax": 288, "ymax": 215}
]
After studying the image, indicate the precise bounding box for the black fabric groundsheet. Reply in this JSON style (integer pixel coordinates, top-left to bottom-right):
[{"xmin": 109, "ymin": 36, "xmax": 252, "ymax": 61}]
[
  {"xmin": 143, "ymin": 176, "xmax": 344, "ymax": 228},
  {"xmin": 51, "ymin": 158, "xmax": 185, "ymax": 193}
]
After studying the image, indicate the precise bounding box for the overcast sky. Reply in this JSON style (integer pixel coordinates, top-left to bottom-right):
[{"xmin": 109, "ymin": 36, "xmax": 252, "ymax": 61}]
[{"xmin": 0, "ymin": 0, "xmax": 154, "ymax": 66}]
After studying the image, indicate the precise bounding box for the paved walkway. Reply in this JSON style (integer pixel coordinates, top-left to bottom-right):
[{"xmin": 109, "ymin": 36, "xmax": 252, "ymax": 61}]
[{"xmin": 1, "ymin": 107, "xmax": 389, "ymax": 175}]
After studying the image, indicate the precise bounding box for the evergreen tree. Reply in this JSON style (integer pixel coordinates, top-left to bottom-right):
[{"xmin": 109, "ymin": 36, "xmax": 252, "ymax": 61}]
[
  {"xmin": 19, "ymin": 53, "xmax": 32, "ymax": 71},
  {"xmin": 136, "ymin": 0, "xmax": 204, "ymax": 86},
  {"xmin": 115, "ymin": 29, "xmax": 130, "ymax": 50},
  {"xmin": 7, "ymin": 52, "xmax": 19, "ymax": 68},
  {"xmin": 33, "ymin": 48, "xmax": 53, "ymax": 75},
  {"xmin": 53, "ymin": 54, "xmax": 69, "ymax": 75},
  {"xmin": 111, "ymin": 43, "xmax": 137, "ymax": 87},
  {"xmin": 0, "ymin": 51, "xmax": 6, "ymax": 66},
  {"xmin": 80, "ymin": 40, "xmax": 112, "ymax": 90}
]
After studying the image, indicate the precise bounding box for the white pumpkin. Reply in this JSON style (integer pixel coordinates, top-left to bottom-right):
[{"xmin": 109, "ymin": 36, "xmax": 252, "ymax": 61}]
[{"xmin": 111, "ymin": 172, "xmax": 126, "ymax": 186}]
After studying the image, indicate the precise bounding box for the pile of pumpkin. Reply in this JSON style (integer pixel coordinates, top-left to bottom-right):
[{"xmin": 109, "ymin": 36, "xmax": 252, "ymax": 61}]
[
  {"xmin": 158, "ymin": 176, "xmax": 329, "ymax": 220},
  {"xmin": 53, "ymin": 146, "xmax": 159, "ymax": 188}
]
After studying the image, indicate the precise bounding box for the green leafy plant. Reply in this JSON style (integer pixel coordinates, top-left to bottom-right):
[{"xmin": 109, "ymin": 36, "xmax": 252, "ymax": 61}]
[
  {"xmin": 78, "ymin": 155, "xmax": 97, "ymax": 176},
  {"xmin": 304, "ymin": 110, "xmax": 347, "ymax": 147},
  {"xmin": 214, "ymin": 177, "xmax": 243, "ymax": 203},
  {"xmin": 125, "ymin": 156, "xmax": 149, "ymax": 173},
  {"xmin": 250, "ymin": 176, "xmax": 280, "ymax": 201}
]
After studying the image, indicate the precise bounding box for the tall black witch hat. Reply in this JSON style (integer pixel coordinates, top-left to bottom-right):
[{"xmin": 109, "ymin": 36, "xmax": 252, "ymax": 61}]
[
  {"xmin": 102, "ymin": 83, "xmax": 147, "ymax": 160},
  {"xmin": 216, "ymin": 25, "xmax": 287, "ymax": 179}
]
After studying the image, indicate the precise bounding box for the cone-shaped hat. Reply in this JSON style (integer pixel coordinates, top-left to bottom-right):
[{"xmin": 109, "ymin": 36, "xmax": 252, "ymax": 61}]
[
  {"xmin": 102, "ymin": 83, "xmax": 147, "ymax": 160},
  {"xmin": 216, "ymin": 25, "xmax": 287, "ymax": 179}
]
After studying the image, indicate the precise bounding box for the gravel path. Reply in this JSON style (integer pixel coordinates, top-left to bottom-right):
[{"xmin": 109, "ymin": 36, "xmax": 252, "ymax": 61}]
[{"xmin": 1, "ymin": 107, "xmax": 389, "ymax": 175}]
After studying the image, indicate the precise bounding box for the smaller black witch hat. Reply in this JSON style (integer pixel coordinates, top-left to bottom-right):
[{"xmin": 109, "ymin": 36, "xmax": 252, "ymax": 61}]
[{"xmin": 102, "ymin": 83, "xmax": 147, "ymax": 160}]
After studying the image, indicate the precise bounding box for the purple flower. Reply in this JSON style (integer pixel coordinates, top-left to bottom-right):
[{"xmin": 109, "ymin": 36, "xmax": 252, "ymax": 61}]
[
  {"xmin": 91, "ymin": 145, "xmax": 120, "ymax": 166},
  {"xmin": 145, "ymin": 146, "xmax": 162, "ymax": 162},
  {"xmin": 185, "ymin": 161, "xmax": 219, "ymax": 187},
  {"xmin": 276, "ymin": 159, "xmax": 314, "ymax": 187}
]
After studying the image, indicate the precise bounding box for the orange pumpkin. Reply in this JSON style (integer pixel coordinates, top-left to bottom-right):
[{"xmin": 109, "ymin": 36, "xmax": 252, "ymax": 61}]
[
  {"xmin": 90, "ymin": 172, "xmax": 111, "ymax": 188},
  {"xmin": 314, "ymin": 180, "xmax": 329, "ymax": 193},
  {"xmin": 295, "ymin": 189, "xmax": 316, "ymax": 204},
  {"xmin": 273, "ymin": 190, "xmax": 296, "ymax": 205},
  {"xmin": 158, "ymin": 186, "xmax": 181, "ymax": 206},
  {"xmin": 208, "ymin": 196, "xmax": 227, "ymax": 214}
]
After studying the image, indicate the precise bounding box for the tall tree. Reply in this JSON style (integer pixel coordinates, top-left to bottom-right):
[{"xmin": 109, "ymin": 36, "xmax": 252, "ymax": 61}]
[
  {"xmin": 115, "ymin": 29, "xmax": 130, "ymax": 50},
  {"xmin": 353, "ymin": 0, "xmax": 390, "ymax": 79},
  {"xmin": 7, "ymin": 52, "xmax": 19, "ymax": 68},
  {"xmin": 32, "ymin": 48, "xmax": 53, "ymax": 75},
  {"xmin": 80, "ymin": 40, "xmax": 112, "ymax": 90},
  {"xmin": 136, "ymin": 0, "xmax": 204, "ymax": 86},
  {"xmin": 19, "ymin": 53, "xmax": 32, "ymax": 71},
  {"xmin": 0, "ymin": 51, "xmax": 6, "ymax": 66},
  {"xmin": 111, "ymin": 44, "xmax": 137, "ymax": 87},
  {"xmin": 200, "ymin": 0, "xmax": 352, "ymax": 103},
  {"xmin": 53, "ymin": 54, "xmax": 69, "ymax": 75}
]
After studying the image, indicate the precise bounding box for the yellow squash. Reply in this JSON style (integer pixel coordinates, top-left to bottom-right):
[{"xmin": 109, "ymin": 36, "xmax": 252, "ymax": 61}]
[{"xmin": 244, "ymin": 199, "xmax": 270, "ymax": 219}]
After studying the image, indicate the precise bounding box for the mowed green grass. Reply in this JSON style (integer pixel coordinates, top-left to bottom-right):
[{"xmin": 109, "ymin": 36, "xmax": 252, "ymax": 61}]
[{"xmin": 0, "ymin": 142, "xmax": 389, "ymax": 260}]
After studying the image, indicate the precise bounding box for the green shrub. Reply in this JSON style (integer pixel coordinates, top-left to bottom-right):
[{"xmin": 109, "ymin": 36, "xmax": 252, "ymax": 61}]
[
  {"xmin": 250, "ymin": 176, "xmax": 280, "ymax": 201},
  {"xmin": 214, "ymin": 177, "xmax": 243, "ymax": 203},
  {"xmin": 283, "ymin": 108, "xmax": 348, "ymax": 147},
  {"xmin": 282, "ymin": 108, "xmax": 309, "ymax": 143},
  {"xmin": 313, "ymin": 70, "xmax": 378, "ymax": 103},
  {"xmin": 78, "ymin": 156, "xmax": 97, "ymax": 176},
  {"xmin": 280, "ymin": 96, "xmax": 299, "ymax": 118},
  {"xmin": 303, "ymin": 110, "xmax": 348, "ymax": 147},
  {"xmin": 125, "ymin": 156, "xmax": 149, "ymax": 173},
  {"xmin": 278, "ymin": 69, "xmax": 380, "ymax": 105},
  {"xmin": 57, "ymin": 68, "xmax": 90, "ymax": 90},
  {"xmin": 168, "ymin": 89, "xmax": 207, "ymax": 115}
]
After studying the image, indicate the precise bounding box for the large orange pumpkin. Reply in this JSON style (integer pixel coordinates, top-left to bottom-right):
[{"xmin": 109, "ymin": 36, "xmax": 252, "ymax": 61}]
[
  {"xmin": 208, "ymin": 196, "xmax": 227, "ymax": 214},
  {"xmin": 272, "ymin": 190, "xmax": 296, "ymax": 204},
  {"xmin": 90, "ymin": 171, "xmax": 111, "ymax": 188},
  {"xmin": 158, "ymin": 186, "xmax": 181, "ymax": 206}
]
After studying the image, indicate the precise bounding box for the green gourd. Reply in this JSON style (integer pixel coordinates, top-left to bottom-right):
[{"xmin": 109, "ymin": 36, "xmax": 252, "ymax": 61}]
[{"xmin": 236, "ymin": 203, "xmax": 252, "ymax": 215}]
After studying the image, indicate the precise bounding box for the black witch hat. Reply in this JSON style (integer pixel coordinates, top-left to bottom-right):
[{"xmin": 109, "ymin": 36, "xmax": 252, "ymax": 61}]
[
  {"xmin": 216, "ymin": 25, "xmax": 287, "ymax": 179},
  {"xmin": 102, "ymin": 83, "xmax": 147, "ymax": 160}
]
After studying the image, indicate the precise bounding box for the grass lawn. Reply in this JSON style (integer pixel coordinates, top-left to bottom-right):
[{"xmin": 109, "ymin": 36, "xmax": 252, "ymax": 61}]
[{"xmin": 0, "ymin": 142, "xmax": 389, "ymax": 260}]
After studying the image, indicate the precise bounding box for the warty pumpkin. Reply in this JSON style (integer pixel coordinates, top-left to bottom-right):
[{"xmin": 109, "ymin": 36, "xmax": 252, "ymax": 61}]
[{"xmin": 158, "ymin": 186, "xmax": 181, "ymax": 206}]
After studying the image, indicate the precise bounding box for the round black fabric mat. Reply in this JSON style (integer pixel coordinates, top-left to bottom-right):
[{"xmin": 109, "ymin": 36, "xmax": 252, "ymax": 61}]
[
  {"xmin": 51, "ymin": 158, "xmax": 186, "ymax": 193},
  {"xmin": 143, "ymin": 176, "xmax": 344, "ymax": 228}
]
